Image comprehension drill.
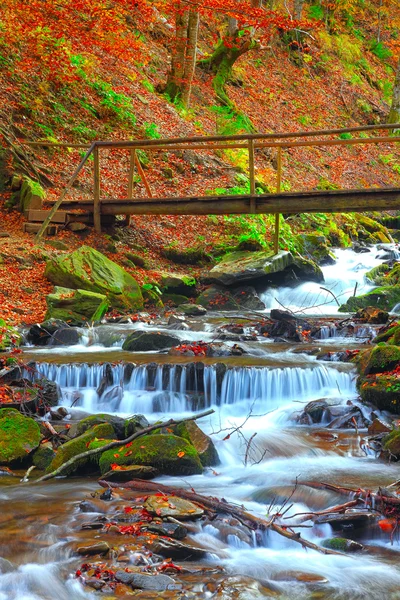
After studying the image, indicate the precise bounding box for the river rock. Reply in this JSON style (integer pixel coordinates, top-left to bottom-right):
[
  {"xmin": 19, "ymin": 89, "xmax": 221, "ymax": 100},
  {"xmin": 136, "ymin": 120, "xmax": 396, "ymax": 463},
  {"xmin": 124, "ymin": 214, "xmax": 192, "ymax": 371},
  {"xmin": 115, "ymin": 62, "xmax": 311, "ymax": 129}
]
[
  {"xmin": 144, "ymin": 494, "xmax": 204, "ymax": 519},
  {"xmin": 197, "ymin": 285, "xmax": 265, "ymax": 311},
  {"xmin": 77, "ymin": 541, "xmax": 110, "ymax": 556},
  {"xmin": 99, "ymin": 434, "xmax": 203, "ymax": 476},
  {"xmin": 142, "ymin": 522, "xmax": 188, "ymax": 540},
  {"xmin": 174, "ymin": 419, "xmax": 219, "ymax": 466},
  {"xmin": 150, "ymin": 537, "xmax": 208, "ymax": 561},
  {"xmin": 339, "ymin": 285, "xmax": 400, "ymax": 313},
  {"xmin": 44, "ymin": 245, "xmax": 143, "ymax": 310},
  {"xmin": 26, "ymin": 319, "xmax": 71, "ymax": 346},
  {"xmin": 0, "ymin": 558, "xmax": 14, "ymax": 573},
  {"xmin": 368, "ymin": 418, "xmax": 392, "ymax": 435},
  {"xmin": 359, "ymin": 345, "xmax": 400, "ymax": 376},
  {"xmin": 299, "ymin": 400, "xmax": 331, "ymax": 424},
  {"xmin": 205, "ymin": 250, "xmax": 294, "ymax": 285},
  {"xmin": 296, "ymin": 233, "xmax": 336, "ymax": 266},
  {"xmin": 45, "ymin": 286, "xmax": 109, "ymax": 324},
  {"xmin": 354, "ymin": 306, "xmax": 389, "ymax": 324},
  {"xmin": 32, "ymin": 442, "xmax": 56, "ymax": 470},
  {"xmin": 177, "ymin": 303, "xmax": 207, "ymax": 316},
  {"xmin": 316, "ymin": 511, "xmax": 378, "ymax": 530},
  {"xmin": 115, "ymin": 571, "xmax": 177, "ymax": 591},
  {"xmin": 122, "ymin": 331, "xmax": 181, "ymax": 352},
  {"xmin": 47, "ymin": 423, "xmax": 115, "ymax": 475},
  {"xmin": 101, "ymin": 465, "xmax": 158, "ymax": 482},
  {"xmin": 0, "ymin": 408, "xmax": 41, "ymax": 463},
  {"xmin": 76, "ymin": 413, "xmax": 126, "ymax": 439},
  {"xmin": 160, "ymin": 272, "xmax": 197, "ymax": 296}
]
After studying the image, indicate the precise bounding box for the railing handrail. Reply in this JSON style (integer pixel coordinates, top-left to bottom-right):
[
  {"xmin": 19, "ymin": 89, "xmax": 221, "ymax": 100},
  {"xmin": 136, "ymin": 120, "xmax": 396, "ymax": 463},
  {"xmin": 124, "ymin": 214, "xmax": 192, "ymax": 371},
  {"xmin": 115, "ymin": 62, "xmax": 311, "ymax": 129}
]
[{"xmin": 22, "ymin": 122, "xmax": 400, "ymax": 151}]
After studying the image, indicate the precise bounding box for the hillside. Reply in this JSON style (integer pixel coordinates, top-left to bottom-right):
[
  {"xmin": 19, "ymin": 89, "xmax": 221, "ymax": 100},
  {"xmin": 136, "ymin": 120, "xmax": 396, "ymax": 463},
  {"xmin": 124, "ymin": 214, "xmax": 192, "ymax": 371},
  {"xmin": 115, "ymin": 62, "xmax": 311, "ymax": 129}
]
[{"xmin": 0, "ymin": 0, "xmax": 400, "ymax": 325}]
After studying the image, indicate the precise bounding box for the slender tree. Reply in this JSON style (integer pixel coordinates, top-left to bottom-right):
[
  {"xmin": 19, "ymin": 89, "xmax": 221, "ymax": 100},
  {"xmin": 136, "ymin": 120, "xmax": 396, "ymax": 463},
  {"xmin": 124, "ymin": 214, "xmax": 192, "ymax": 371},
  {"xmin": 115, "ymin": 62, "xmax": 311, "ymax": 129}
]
[{"xmin": 388, "ymin": 56, "xmax": 400, "ymax": 124}]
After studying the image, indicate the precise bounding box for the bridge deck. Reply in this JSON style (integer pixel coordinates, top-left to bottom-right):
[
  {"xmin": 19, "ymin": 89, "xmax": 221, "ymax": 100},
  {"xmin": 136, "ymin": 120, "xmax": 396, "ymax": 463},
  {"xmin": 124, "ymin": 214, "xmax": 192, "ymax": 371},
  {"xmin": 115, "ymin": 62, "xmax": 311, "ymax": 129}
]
[{"xmin": 55, "ymin": 187, "xmax": 400, "ymax": 215}]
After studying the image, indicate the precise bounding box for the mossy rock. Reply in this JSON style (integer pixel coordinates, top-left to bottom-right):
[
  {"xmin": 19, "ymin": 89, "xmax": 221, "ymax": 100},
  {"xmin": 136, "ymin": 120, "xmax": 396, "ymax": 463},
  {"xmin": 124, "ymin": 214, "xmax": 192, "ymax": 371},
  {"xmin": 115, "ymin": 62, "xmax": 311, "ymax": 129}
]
[
  {"xmin": 32, "ymin": 442, "xmax": 56, "ymax": 470},
  {"xmin": 142, "ymin": 288, "xmax": 164, "ymax": 308},
  {"xmin": 365, "ymin": 264, "xmax": 391, "ymax": 285},
  {"xmin": 359, "ymin": 345, "xmax": 400, "ymax": 376},
  {"xmin": 206, "ymin": 250, "xmax": 294, "ymax": 286},
  {"xmin": 125, "ymin": 252, "xmax": 148, "ymax": 268},
  {"xmin": 322, "ymin": 537, "xmax": 363, "ymax": 552},
  {"xmin": 44, "ymin": 245, "xmax": 143, "ymax": 311},
  {"xmin": 0, "ymin": 412, "xmax": 41, "ymax": 464},
  {"xmin": 383, "ymin": 429, "xmax": 400, "ymax": 457},
  {"xmin": 163, "ymin": 246, "xmax": 211, "ymax": 265},
  {"xmin": 161, "ymin": 293, "xmax": 190, "ymax": 306},
  {"xmin": 47, "ymin": 423, "xmax": 115, "ymax": 475},
  {"xmin": 160, "ymin": 273, "xmax": 197, "ymax": 297},
  {"xmin": 174, "ymin": 420, "xmax": 219, "ymax": 467},
  {"xmin": 99, "ymin": 434, "xmax": 203, "ymax": 476},
  {"xmin": 122, "ymin": 331, "xmax": 181, "ymax": 352},
  {"xmin": 295, "ymin": 233, "xmax": 335, "ymax": 266},
  {"xmin": 45, "ymin": 286, "xmax": 109, "ymax": 324},
  {"xmin": 339, "ymin": 285, "xmax": 400, "ymax": 313},
  {"xmin": 19, "ymin": 177, "xmax": 45, "ymax": 212},
  {"xmin": 76, "ymin": 414, "xmax": 126, "ymax": 439},
  {"xmin": 356, "ymin": 214, "xmax": 391, "ymax": 237},
  {"xmin": 197, "ymin": 285, "xmax": 265, "ymax": 311},
  {"xmin": 359, "ymin": 375, "xmax": 400, "ymax": 414},
  {"xmin": 375, "ymin": 323, "xmax": 400, "ymax": 345}
]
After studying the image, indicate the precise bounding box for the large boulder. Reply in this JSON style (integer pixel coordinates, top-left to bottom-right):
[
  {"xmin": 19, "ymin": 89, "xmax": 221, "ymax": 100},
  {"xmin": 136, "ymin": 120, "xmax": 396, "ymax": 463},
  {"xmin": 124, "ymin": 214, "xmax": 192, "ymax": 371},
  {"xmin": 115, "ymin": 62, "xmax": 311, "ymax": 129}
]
[
  {"xmin": 44, "ymin": 246, "xmax": 143, "ymax": 311},
  {"xmin": 160, "ymin": 273, "xmax": 197, "ymax": 297},
  {"xmin": 45, "ymin": 286, "xmax": 109, "ymax": 324},
  {"xmin": 76, "ymin": 414, "xmax": 127, "ymax": 439},
  {"xmin": 358, "ymin": 345, "xmax": 400, "ymax": 376},
  {"xmin": 122, "ymin": 331, "xmax": 181, "ymax": 352},
  {"xmin": 197, "ymin": 285, "xmax": 265, "ymax": 311},
  {"xmin": 174, "ymin": 420, "xmax": 219, "ymax": 466},
  {"xmin": 339, "ymin": 285, "xmax": 400, "ymax": 313},
  {"xmin": 205, "ymin": 250, "xmax": 294, "ymax": 286},
  {"xmin": 99, "ymin": 434, "xmax": 203, "ymax": 476},
  {"xmin": 0, "ymin": 408, "xmax": 41, "ymax": 463}
]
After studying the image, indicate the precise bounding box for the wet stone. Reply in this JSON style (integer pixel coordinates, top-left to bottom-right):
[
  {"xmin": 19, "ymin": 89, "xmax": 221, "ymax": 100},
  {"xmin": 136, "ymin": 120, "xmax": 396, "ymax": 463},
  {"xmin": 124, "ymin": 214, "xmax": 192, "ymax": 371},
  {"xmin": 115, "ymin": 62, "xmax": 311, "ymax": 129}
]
[
  {"xmin": 115, "ymin": 571, "xmax": 178, "ymax": 591},
  {"xmin": 150, "ymin": 537, "xmax": 208, "ymax": 561},
  {"xmin": 144, "ymin": 495, "xmax": 204, "ymax": 519},
  {"xmin": 368, "ymin": 418, "xmax": 392, "ymax": 435},
  {"xmin": 142, "ymin": 522, "xmax": 188, "ymax": 540},
  {"xmin": 77, "ymin": 541, "xmax": 110, "ymax": 555},
  {"xmin": 101, "ymin": 465, "xmax": 158, "ymax": 482}
]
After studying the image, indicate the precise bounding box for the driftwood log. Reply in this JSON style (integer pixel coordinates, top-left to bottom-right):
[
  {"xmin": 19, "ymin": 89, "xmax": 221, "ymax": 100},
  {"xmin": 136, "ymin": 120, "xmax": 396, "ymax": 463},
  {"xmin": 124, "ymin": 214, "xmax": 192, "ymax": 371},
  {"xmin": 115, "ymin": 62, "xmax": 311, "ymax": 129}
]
[{"xmin": 98, "ymin": 479, "xmax": 343, "ymax": 556}]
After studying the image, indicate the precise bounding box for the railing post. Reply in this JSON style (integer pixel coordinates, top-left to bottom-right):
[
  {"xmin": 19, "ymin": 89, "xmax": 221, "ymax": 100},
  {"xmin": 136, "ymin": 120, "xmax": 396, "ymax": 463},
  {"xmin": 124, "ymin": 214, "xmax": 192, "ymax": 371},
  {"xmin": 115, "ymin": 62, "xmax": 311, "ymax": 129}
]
[
  {"xmin": 248, "ymin": 139, "xmax": 256, "ymax": 213},
  {"xmin": 128, "ymin": 149, "xmax": 135, "ymax": 199},
  {"xmin": 93, "ymin": 145, "xmax": 101, "ymax": 233},
  {"xmin": 273, "ymin": 146, "xmax": 282, "ymax": 255},
  {"xmin": 134, "ymin": 151, "xmax": 153, "ymax": 198}
]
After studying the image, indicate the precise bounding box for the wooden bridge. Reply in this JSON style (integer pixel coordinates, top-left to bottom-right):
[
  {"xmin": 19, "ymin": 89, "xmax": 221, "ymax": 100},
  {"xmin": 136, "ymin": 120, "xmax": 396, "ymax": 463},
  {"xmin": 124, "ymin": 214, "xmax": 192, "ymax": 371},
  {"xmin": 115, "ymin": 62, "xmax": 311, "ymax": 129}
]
[{"xmin": 24, "ymin": 123, "xmax": 400, "ymax": 252}]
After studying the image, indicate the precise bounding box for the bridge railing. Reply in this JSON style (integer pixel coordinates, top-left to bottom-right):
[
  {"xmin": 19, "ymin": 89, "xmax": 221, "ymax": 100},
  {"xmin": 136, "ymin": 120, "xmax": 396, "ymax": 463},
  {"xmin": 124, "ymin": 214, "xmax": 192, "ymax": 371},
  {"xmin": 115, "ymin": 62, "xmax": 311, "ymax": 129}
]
[{"xmin": 23, "ymin": 123, "xmax": 400, "ymax": 246}]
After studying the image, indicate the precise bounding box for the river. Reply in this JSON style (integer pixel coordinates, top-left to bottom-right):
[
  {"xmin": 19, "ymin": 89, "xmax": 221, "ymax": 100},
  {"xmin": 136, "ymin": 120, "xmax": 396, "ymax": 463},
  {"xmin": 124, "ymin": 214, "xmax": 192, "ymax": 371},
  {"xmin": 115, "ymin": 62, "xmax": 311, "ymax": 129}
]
[{"xmin": 1, "ymin": 245, "xmax": 400, "ymax": 599}]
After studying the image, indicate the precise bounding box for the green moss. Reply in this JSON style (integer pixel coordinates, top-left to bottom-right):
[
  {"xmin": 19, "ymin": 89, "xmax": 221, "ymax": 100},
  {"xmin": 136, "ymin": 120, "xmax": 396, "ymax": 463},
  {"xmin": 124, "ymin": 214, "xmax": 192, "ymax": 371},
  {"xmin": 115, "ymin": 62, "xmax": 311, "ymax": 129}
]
[
  {"xmin": 174, "ymin": 421, "xmax": 219, "ymax": 467},
  {"xmin": 365, "ymin": 264, "xmax": 390, "ymax": 285},
  {"xmin": 383, "ymin": 429, "xmax": 400, "ymax": 456},
  {"xmin": 99, "ymin": 434, "xmax": 203, "ymax": 476},
  {"xmin": 45, "ymin": 287, "xmax": 109, "ymax": 323},
  {"xmin": 359, "ymin": 375, "xmax": 400, "ymax": 414},
  {"xmin": 47, "ymin": 423, "xmax": 115, "ymax": 475},
  {"xmin": 44, "ymin": 246, "xmax": 143, "ymax": 311},
  {"xmin": 360, "ymin": 345, "xmax": 400, "ymax": 375},
  {"xmin": 0, "ymin": 413, "xmax": 41, "ymax": 463},
  {"xmin": 163, "ymin": 246, "xmax": 211, "ymax": 265},
  {"xmin": 0, "ymin": 318, "xmax": 21, "ymax": 351},
  {"xmin": 339, "ymin": 285, "xmax": 400, "ymax": 313},
  {"xmin": 161, "ymin": 293, "xmax": 189, "ymax": 306},
  {"xmin": 76, "ymin": 414, "xmax": 125, "ymax": 438},
  {"xmin": 32, "ymin": 443, "xmax": 56, "ymax": 470}
]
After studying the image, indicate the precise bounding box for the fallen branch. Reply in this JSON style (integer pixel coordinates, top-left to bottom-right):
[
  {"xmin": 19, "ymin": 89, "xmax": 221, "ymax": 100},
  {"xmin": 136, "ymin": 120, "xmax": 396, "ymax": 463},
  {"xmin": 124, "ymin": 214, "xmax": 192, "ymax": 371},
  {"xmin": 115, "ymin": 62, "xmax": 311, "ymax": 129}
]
[
  {"xmin": 98, "ymin": 479, "xmax": 343, "ymax": 555},
  {"xmin": 30, "ymin": 408, "xmax": 214, "ymax": 484},
  {"xmin": 299, "ymin": 481, "xmax": 400, "ymax": 508}
]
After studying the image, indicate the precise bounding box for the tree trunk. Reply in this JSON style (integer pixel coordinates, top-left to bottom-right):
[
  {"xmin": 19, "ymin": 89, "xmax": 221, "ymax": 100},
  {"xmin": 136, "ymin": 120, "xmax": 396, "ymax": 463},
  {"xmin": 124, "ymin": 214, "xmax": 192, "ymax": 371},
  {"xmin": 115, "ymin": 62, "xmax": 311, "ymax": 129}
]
[
  {"xmin": 293, "ymin": 0, "xmax": 305, "ymax": 20},
  {"xmin": 165, "ymin": 7, "xmax": 190, "ymax": 102},
  {"xmin": 181, "ymin": 10, "xmax": 200, "ymax": 107},
  {"xmin": 388, "ymin": 57, "xmax": 400, "ymax": 125}
]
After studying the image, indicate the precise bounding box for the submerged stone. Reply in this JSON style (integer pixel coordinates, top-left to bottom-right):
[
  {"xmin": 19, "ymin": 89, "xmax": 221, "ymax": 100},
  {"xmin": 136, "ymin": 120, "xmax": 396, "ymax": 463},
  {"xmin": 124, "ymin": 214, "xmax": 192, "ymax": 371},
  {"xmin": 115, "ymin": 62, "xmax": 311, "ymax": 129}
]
[{"xmin": 122, "ymin": 331, "xmax": 181, "ymax": 352}]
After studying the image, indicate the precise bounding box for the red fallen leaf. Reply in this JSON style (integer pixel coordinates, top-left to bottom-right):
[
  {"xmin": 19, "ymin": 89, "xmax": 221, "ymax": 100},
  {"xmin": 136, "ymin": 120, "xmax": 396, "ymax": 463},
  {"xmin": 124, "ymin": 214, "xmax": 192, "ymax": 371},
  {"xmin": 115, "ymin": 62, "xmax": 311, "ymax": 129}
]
[
  {"xmin": 125, "ymin": 442, "xmax": 133, "ymax": 447},
  {"xmin": 113, "ymin": 453, "xmax": 120, "ymax": 458},
  {"xmin": 124, "ymin": 450, "xmax": 132, "ymax": 457},
  {"xmin": 75, "ymin": 570, "xmax": 82, "ymax": 577},
  {"xmin": 124, "ymin": 506, "xmax": 134, "ymax": 513},
  {"xmin": 378, "ymin": 518, "xmax": 396, "ymax": 532},
  {"xmin": 177, "ymin": 451, "xmax": 185, "ymax": 458}
]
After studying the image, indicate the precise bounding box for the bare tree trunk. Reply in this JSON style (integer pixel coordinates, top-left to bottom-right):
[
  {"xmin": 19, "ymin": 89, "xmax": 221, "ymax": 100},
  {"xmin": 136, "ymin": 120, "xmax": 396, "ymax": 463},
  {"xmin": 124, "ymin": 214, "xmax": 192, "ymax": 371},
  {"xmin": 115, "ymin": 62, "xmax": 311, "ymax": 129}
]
[
  {"xmin": 181, "ymin": 10, "xmax": 200, "ymax": 107},
  {"xmin": 165, "ymin": 7, "xmax": 189, "ymax": 101},
  {"xmin": 293, "ymin": 0, "xmax": 305, "ymax": 19},
  {"xmin": 388, "ymin": 57, "xmax": 400, "ymax": 125}
]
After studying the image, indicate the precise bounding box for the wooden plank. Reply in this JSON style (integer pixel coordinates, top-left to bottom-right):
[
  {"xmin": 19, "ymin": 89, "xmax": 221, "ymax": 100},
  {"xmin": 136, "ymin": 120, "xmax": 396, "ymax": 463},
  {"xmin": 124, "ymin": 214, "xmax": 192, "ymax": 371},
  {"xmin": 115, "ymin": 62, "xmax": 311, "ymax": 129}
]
[
  {"xmin": 127, "ymin": 149, "xmax": 135, "ymax": 200},
  {"xmin": 248, "ymin": 139, "xmax": 256, "ymax": 214},
  {"xmin": 28, "ymin": 209, "xmax": 68, "ymax": 223},
  {"xmin": 93, "ymin": 146, "xmax": 101, "ymax": 233},
  {"xmin": 134, "ymin": 152, "xmax": 153, "ymax": 198}
]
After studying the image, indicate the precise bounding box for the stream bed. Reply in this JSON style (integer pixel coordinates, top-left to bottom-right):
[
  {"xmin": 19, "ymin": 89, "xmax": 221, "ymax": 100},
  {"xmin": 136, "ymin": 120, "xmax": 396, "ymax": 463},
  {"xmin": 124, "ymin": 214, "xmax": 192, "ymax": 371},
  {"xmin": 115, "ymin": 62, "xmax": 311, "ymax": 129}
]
[{"xmin": 1, "ymin": 245, "xmax": 400, "ymax": 599}]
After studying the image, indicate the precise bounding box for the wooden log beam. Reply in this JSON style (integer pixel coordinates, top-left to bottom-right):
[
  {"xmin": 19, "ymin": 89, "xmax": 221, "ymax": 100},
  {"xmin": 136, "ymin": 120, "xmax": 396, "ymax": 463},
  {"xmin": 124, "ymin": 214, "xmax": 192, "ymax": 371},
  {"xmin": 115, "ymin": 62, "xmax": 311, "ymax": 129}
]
[{"xmin": 97, "ymin": 188, "xmax": 400, "ymax": 216}]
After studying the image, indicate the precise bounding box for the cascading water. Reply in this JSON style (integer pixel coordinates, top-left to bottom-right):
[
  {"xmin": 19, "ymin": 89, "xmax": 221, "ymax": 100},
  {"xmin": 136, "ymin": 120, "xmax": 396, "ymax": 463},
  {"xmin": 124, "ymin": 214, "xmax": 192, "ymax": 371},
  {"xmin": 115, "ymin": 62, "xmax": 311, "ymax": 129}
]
[
  {"xmin": 261, "ymin": 246, "xmax": 398, "ymax": 315},
  {"xmin": 3, "ymin": 244, "xmax": 400, "ymax": 599}
]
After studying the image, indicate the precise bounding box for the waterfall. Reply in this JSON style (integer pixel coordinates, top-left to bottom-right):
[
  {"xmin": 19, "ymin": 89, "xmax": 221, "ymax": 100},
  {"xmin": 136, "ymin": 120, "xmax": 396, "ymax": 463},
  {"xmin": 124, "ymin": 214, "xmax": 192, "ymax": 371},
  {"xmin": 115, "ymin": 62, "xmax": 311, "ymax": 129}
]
[{"xmin": 27, "ymin": 362, "xmax": 356, "ymax": 415}]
